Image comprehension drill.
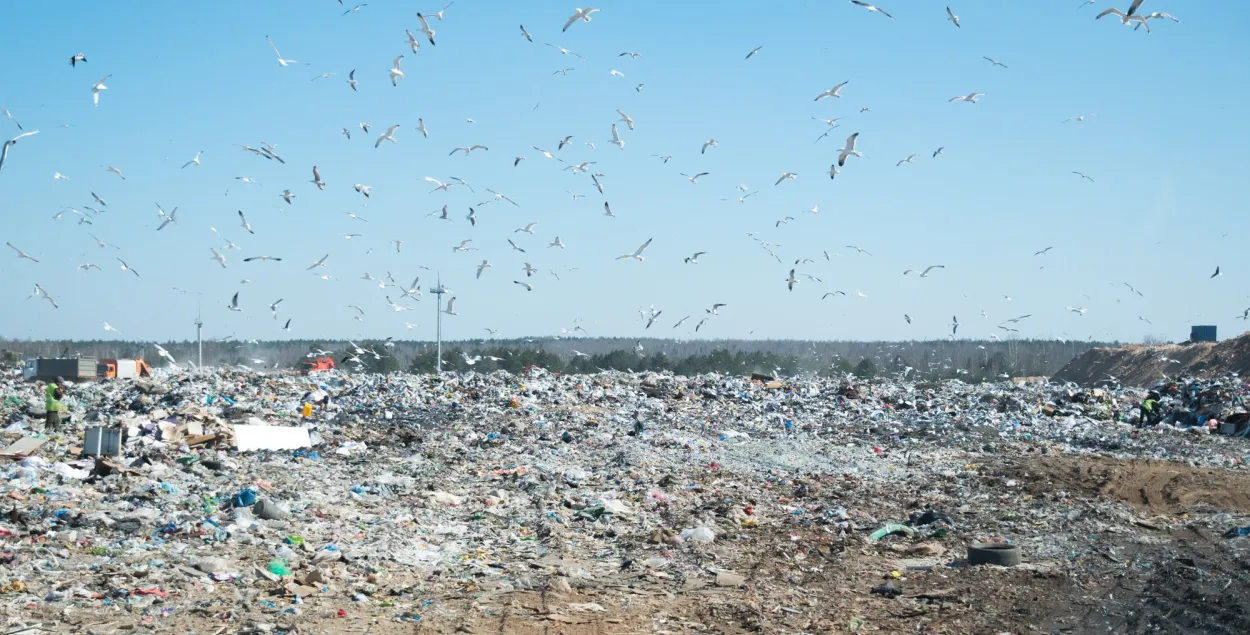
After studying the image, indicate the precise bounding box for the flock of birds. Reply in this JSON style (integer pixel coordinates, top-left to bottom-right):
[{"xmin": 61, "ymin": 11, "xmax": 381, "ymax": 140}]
[{"xmin": 0, "ymin": 0, "xmax": 1210, "ymax": 367}]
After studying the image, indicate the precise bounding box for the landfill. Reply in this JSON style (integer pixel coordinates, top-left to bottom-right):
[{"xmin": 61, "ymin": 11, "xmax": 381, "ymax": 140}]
[{"xmin": 3, "ymin": 367, "xmax": 1250, "ymax": 634}]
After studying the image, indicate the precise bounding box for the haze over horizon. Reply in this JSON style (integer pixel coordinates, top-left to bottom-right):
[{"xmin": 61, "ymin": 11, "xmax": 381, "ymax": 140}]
[{"xmin": 2, "ymin": 1, "xmax": 1247, "ymax": 345}]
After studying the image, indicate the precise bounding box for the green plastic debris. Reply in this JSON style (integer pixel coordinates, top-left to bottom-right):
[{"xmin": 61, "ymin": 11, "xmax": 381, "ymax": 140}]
[
  {"xmin": 267, "ymin": 558, "xmax": 291, "ymax": 576},
  {"xmin": 867, "ymin": 523, "xmax": 915, "ymax": 543}
]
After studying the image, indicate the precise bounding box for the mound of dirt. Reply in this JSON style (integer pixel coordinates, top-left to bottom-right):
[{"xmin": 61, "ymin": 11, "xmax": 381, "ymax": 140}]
[
  {"xmin": 1006, "ymin": 455, "xmax": 1250, "ymax": 515},
  {"xmin": 1051, "ymin": 330, "xmax": 1250, "ymax": 387}
]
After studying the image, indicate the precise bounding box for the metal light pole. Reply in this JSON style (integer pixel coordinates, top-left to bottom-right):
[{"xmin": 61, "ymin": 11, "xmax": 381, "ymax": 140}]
[
  {"xmin": 195, "ymin": 300, "xmax": 203, "ymax": 369},
  {"xmin": 429, "ymin": 274, "xmax": 447, "ymax": 373}
]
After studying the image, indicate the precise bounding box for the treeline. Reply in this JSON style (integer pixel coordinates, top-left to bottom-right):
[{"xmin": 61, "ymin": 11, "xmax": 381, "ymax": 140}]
[{"xmin": 1, "ymin": 336, "xmax": 1112, "ymax": 381}]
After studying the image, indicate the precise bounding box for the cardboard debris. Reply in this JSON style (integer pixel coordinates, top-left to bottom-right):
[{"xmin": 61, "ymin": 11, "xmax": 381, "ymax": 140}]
[{"xmin": 0, "ymin": 436, "xmax": 48, "ymax": 458}]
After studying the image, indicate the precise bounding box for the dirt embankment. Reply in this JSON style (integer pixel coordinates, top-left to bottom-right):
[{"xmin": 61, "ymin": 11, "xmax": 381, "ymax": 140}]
[{"xmin": 1051, "ymin": 331, "xmax": 1250, "ymax": 387}]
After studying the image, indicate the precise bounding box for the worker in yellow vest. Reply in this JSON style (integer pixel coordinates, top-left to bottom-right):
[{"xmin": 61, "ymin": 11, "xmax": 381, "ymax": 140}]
[{"xmin": 44, "ymin": 378, "xmax": 66, "ymax": 430}]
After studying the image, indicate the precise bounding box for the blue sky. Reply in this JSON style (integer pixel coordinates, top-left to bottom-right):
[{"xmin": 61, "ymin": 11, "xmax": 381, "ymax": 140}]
[{"xmin": 1, "ymin": 0, "xmax": 1248, "ymax": 344}]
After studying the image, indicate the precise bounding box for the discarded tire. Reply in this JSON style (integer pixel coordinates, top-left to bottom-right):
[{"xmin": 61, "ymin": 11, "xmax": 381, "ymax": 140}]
[{"xmin": 967, "ymin": 542, "xmax": 1021, "ymax": 566}]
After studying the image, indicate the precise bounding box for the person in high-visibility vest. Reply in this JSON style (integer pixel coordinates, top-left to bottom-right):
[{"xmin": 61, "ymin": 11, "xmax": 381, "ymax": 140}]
[{"xmin": 44, "ymin": 379, "xmax": 66, "ymax": 430}]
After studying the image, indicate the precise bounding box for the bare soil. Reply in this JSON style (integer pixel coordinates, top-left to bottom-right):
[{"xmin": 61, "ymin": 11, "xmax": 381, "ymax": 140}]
[{"xmin": 1051, "ymin": 331, "xmax": 1250, "ymax": 387}]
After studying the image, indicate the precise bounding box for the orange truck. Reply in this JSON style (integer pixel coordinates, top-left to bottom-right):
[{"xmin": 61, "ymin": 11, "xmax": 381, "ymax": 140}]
[
  {"xmin": 300, "ymin": 356, "xmax": 336, "ymax": 375},
  {"xmin": 98, "ymin": 358, "xmax": 153, "ymax": 380}
]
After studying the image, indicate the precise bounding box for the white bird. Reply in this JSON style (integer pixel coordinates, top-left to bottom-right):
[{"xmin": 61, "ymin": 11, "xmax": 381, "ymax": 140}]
[
  {"xmin": 685, "ymin": 251, "xmax": 706, "ymax": 264},
  {"xmin": 449, "ymin": 145, "xmax": 488, "ymax": 156},
  {"xmin": 1062, "ymin": 114, "xmax": 1096, "ymax": 123},
  {"xmin": 519, "ymin": 24, "xmax": 534, "ymax": 41},
  {"xmin": 507, "ymin": 238, "xmax": 526, "ymax": 253},
  {"xmin": 785, "ymin": 269, "xmax": 799, "ymax": 291},
  {"xmin": 485, "ymin": 187, "xmax": 520, "ymax": 206},
  {"xmin": 850, "ymin": 1, "xmax": 893, "ymax": 19},
  {"xmin": 896, "ymin": 154, "xmax": 917, "ymax": 166},
  {"xmin": 416, "ymin": 118, "xmax": 428, "ymax": 139},
  {"xmin": 102, "ymin": 165, "xmax": 125, "ymax": 180},
  {"xmin": 156, "ymin": 206, "xmax": 179, "ymax": 231},
  {"xmin": 932, "ymin": 147, "xmax": 945, "ymax": 158},
  {"xmin": 603, "ymin": 201, "xmax": 615, "ymax": 217},
  {"xmin": 77, "ymin": 263, "xmax": 101, "ymax": 272},
  {"xmin": 416, "ymin": 13, "xmax": 437, "ymax": 45},
  {"xmin": 103, "ymin": 321, "xmax": 122, "ymax": 335},
  {"xmin": 238, "ymin": 210, "xmax": 255, "ymax": 234},
  {"xmin": 837, "ymin": 132, "xmax": 861, "ymax": 167},
  {"xmin": 443, "ymin": 297, "xmax": 458, "ymax": 315},
  {"xmin": 946, "ymin": 6, "xmax": 960, "ymax": 27},
  {"xmin": 0, "ymin": 130, "xmax": 39, "ymax": 172},
  {"xmin": 549, "ymin": 236, "xmax": 566, "ymax": 249},
  {"xmin": 1211, "ymin": 266, "xmax": 1221, "ymax": 279},
  {"xmin": 226, "ymin": 292, "xmax": 242, "ymax": 312},
  {"xmin": 775, "ymin": 172, "xmax": 797, "ymax": 185},
  {"xmin": 181, "ymin": 150, "xmax": 204, "ymax": 169},
  {"xmin": 609, "ymin": 69, "xmax": 625, "ymax": 78},
  {"xmin": 1067, "ymin": 306, "xmax": 1088, "ymax": 315},
  {"xmin": 204, "ymin": 247, "xmax": 227, "ymax": 269},
  {"xmin": 982, "ymin": 56, "xmax": 1009, "ymax": 68},
  {"xmin": 949, "ymin": 92, "xmax": 983, "ymax": 103},
  {"xmin": 617, "ymin": 109, "xmax": 635, "ymax": 131},
  {"xmin": 745, "ymin": 46, "xmax": 763, "ymax": 60},
  {"xmin": 616, "ymin": 238, "xmax": 653, "ymax": 261},
  {"xmin": 279, "ymin": 189, "xmax": 296, "ymax": 205},
  {"xmin": 353, "ymin": 183, "xmax": 372, "ymax": 198},
  {"xmin": 563, "ymin": 7, "xmax": 600, "ymax": 32},
  {"xmin": 814, "ymin": 81, "xmax": 849, "ymax": 101},
  {"xmin": 53, "ymin": 171, "xmax": 70, "ymax": 180},
  {"xmin": 405, "ymin": 29, "xmax": 422, "ymax": 53},
  {"xmin": 91, "ymin": 74, "xmax": 111, "ymax": 106},
  {"xmin": 681, "ymin": 172, "xmax": 709, "ymax": 184},
  {"xmin": 307, "ymin": 254, "xmax": 330, "ymax": 270},
  {"xmin": 375, "ymin": 124, "xmax": 400, "ymax": 147},
  {"xmin": 845, "ymin": 245, "xmax": 873, "ymax": 256},
  {"xmin": 0, "ymin": 105, "xmax": 20, "ymax": 130},
  {"xmin": 310, "ymin": 165, "xmax": 326, "ymax": 190},
  {"xmin": 1138, "ymin": 11, "xmax": 1180, "ymax": 28},
  {"xmin": 701, "ymin": 139, "xmax": 719, "ymax": 154},
  {"xmin": 1096, "ymin": 0, "xmax": 1149, "ymax": 27},
  {"xmin": 453, "ymin": 239, "xmax": 475, "ymax": 252},
  {"xmin": 266, "ymin": 36, "xmax": 309, "ymax": 67},
  {"xmin": 347, "ymin": 69, "xmax": 357, "ymax": 91},
  {"xmin": 117, "ymin": 258, "xmax": 140, "ymax": 277},
  {"xmin": 904, "ymin": 265, "xmax": 946, "ymax": 277},
  {"xmin": 609, "ymin": 123, "xmax": 624, "ymax": 149},
  {"xmin": 7, "ymin": 242, "xmax": 38, "ymax": 263},
  {"xmin": 1072, "ymin": 171, "xmax": 1095, "ymax": 182},
  {"xmin": 515, "ymin": 223, "xmax": 537, "ymax": 234},
  {"xmin": 522, "ymin": 263, "xmax": 538, "ymax": 278},
  {"xmin": 389, "ymin": 56, "xmax": 405, "ymax": 86}
]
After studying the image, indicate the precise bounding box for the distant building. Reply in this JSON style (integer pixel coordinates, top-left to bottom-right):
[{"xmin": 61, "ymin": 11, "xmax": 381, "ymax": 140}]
[{"xmin": 1190, "ymin": 325, "xmax": 1217, "ymax": 343}]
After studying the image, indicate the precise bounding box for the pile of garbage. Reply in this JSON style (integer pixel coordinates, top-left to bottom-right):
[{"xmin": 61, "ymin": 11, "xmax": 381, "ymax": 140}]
[{"xmin": 2, "ymin": 367, "xmax": 1250, "ymax": 632}]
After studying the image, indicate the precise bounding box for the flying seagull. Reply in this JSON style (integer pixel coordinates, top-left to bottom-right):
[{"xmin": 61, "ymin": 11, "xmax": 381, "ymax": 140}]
[
  {"xmin": 389, "ymin": 56, "xmax": 405, "ymax": 86},
  {"xmin": 845, "ymin": 245, "xmax": 873, "ymax": 256},
  {"xmin": 563, "ymin": 7, "xmax": 600, "ymax": 32},
  {"xmin": 680, "ymin": 172, "xmax": 709, "ymax": 184},
  {"xmin": 896, "ymin": 154, "xmax": 917, "ymax": 167},
  {"xmin": 616, "ymin": 238, "xmax": 653, "ymax": 261},
  {"xmin": 982, "ymin": 57, "xmax": 1008, "ymax": 68},
  {"xmin": 227, "ymin": 292, "xmax": 241, "ymax": 312},
  {"xmin": 932, "ymin": 147, "xmax": 944, "ymax": 158},
  {"xmin": 1034, "ymin": 246, "xmax": 1053, "ymax": 256},
  {"xmin": 850, "ymin": 1, "xmax": 893, "ymax": 19},
  {"xmin": 946, "ymin": 6, "xmax": 960, "ymax": 27},
  {"xmin": 1072, "ymin": 171, "xmax": 1095, "ymax": 182},
  {"xmin": 837, "ymin": 132, "xmax": 861, "ymax": 167},
  {"xmin": 0, "ymin": 130, "xmax": 39, "ymax": 172},
  {"xmin": 210, "ymin": 248, "xmax": 226, "ymax": 268},
  {"xmin": 117, "ymin": 258, "xmax": 140, "ymax": 277},
  {"xmin": 311, "ymin": 166, "xmax": 326, "ymax": 190},
  {"xmin": 520, "ymin": 24, "xmax": 533, "ymax": 42},
  {"xmin": 775, "ymin": 172, "xmax": 798, "ymax": 185},
  {"xmin": 476, "ymin": 259, "xmax": 492, "ymax": 279},
  {"xmin": 609, "ymin": 123, "xmax": 624, "ymax": 149},
  {"xmin": 702, "ymin": 139, "xmax": 719, "ymax": 154},
  {"xmin": 306, "ymin": 254, "xmax": 329, "ymax": 271},
  {"xmin": 786, "ymin": 269, "xmax": 799, "ymax": 291},
  {"xmin": 416, "ymin": 13, "xmax": 437, "ymax": 45},
  {"xmin": 814, "ymin": 81, "xmax": 849, "ymax": 101},
  {"xmin": 949, "ymin": 92, "xmax": 983, "ymax": 103},
  {"xmin": 745, "ymin": 46, "xmax": 763, "ymax": 60},
  {"xmin": 265, "ymin": 35, "xmax": 309, "ymax": 67},
  {"xmin": 1211, "ymin": 266, "xmax": 1221, "ymax": 279},
  {"xmin": 0, "ymin": 105, "xmax": 21, "ymax": 131},
  {"xmin": 7, "ymin": 242, "xmax": 38, "ymax": 262},
  {"xmin": 70, "ymin": 53, "xmax": 87, "ymax": 67},
  {"xmin": 238, "ymin": 210, "xmax": 255, "ymax": 234},
  {"xmin": 685, "ymin": 251, "xmax": 706, "ymax": 264},
  {"xmin": 181, "ymin": 150, "xmax": 204, "ymax": 169},
  {"xmin": 91, "ymin": 75, "xmax": 111, "ymax": 106},
  {"xmin": 347, "ymin": 69, "xmax": 357, "ymax": 91},
  {"xmin": 375, "ymin": 124, "xmax": 400, "ymax": 147}
]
